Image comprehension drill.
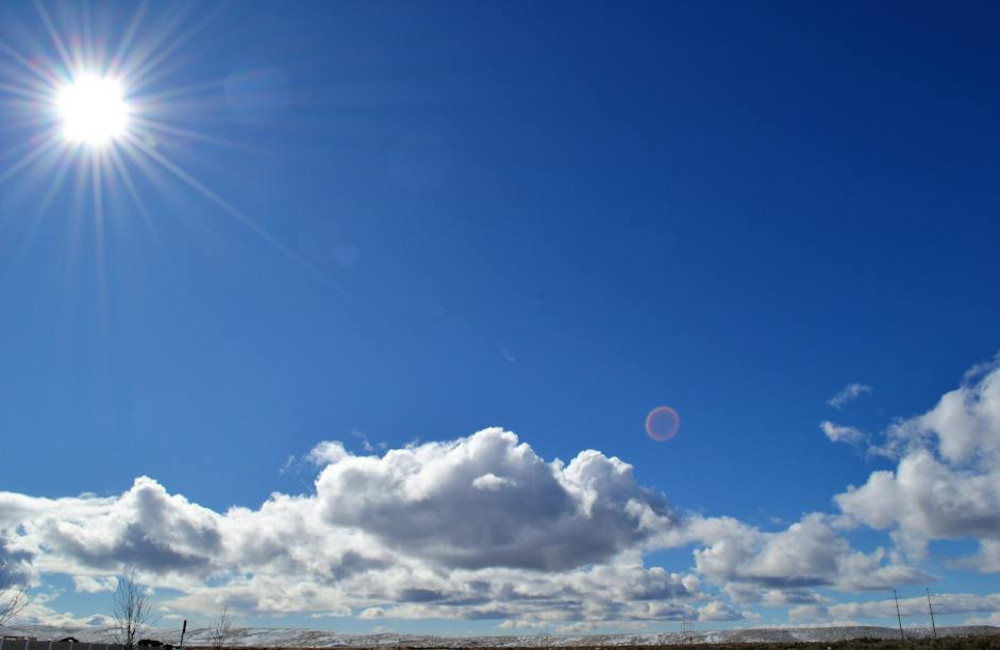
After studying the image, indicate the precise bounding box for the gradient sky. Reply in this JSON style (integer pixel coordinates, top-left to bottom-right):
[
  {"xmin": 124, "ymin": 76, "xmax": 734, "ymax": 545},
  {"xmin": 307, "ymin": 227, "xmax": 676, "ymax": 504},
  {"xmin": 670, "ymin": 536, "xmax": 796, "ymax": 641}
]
[{"xmin": 2, "ymin": 0, "xmax": 1000, "ymax": 637}]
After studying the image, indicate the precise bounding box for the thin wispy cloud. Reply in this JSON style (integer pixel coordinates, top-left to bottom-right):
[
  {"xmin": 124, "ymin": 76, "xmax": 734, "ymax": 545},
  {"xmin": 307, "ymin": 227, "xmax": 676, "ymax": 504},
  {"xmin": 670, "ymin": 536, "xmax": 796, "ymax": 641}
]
[
  {"xmin": 827, "ymin": 383, "xmax": 873, "ymax": 409},
  {"xmin": 819, "ymin": 421, "xmax": 866, "ymax": 445}
]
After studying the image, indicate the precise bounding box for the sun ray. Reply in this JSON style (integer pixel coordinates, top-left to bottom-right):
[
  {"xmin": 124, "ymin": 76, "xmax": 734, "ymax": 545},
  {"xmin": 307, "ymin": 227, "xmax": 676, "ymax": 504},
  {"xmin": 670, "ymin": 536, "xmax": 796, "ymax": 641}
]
[
  {"xmin": 89, "ymin": 149, "xmax": 108, "ymax": 325},
  {"xmin": 33, "ymin": 0, "xmax": 75, "ymax": 75},
  {"xmin": 125, "ymin": 5, "xmax": 226, "ymax": 89},
  {"xmin": 135, "ymin": 78, "xmax": 224, "ymax": 105},
  {"xmin": 79, "ymin": 0, "xmax": 95, "ymax": 70},
  {"xmin": 0, "ymin": 41, "xmax": 63, "ymax": 89},
  {"xmin": 121, "ymin": 130, "xmax": 353, "ymax": 298},
  {"xmin": 32, "ymin": 147, "xmax": 75, "ymax": 218},
  {"xmin": 0, "ymin": 132, "xmax": 63, "ymax": 184},
  {"xmin": 12, "ymin": 153, "xmax": 74, "ymax": 261},
  {"xmin": 108, "ymin": 1, "xmax": 149, "ymax": 80},
  {"xmin": 130, "ymin": 116, "xmax": 251, "ymax": 152},
  {"xmin": 0, "ymin": 81, "xmax": 50, "ymax": 103},
  {"xmin": 107, "ymin": 144, "xmax": 172, "ymax": 267}
]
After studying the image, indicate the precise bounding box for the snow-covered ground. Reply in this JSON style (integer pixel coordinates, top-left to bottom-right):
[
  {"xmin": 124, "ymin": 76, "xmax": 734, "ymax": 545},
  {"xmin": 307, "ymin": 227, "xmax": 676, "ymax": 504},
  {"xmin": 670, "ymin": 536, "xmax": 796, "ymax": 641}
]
[{"xmin": 2, "ymin": 624, "xmax": 998, "ymax": 647}]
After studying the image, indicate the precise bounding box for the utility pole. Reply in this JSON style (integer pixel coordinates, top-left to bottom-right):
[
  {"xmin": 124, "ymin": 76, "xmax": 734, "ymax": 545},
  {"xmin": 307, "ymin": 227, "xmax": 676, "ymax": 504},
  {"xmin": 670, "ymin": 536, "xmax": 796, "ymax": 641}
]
[
  {"xmin": 894, "ymin": 589, "xmax": 904, "ymax": 641},
  {"xmin": 926, "ymin": 589, "xmax": 937, "ymax": 639},
  {"xmin": 179, "ymin": 620, "xmax": 187, "ymax": 650}
]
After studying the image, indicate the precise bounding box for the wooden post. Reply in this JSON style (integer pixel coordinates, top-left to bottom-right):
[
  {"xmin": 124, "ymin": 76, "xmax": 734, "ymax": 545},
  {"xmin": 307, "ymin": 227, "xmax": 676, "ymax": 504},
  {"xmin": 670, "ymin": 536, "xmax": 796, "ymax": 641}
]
[
  {"xmin": 894, "ymin": 589, "xmax": 905, "ymax": 640},
  {"xmin": 926, "ymin": 588, "xmax": 937, "ymax": 639}
]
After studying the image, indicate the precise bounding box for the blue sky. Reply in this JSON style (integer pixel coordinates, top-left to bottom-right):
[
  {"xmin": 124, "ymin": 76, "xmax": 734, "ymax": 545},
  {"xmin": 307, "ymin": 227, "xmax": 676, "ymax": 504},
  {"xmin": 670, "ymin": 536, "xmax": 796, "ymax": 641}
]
[{"xmin": 1, "ymin": 0, "xmax": 1000, "ymax": 636}]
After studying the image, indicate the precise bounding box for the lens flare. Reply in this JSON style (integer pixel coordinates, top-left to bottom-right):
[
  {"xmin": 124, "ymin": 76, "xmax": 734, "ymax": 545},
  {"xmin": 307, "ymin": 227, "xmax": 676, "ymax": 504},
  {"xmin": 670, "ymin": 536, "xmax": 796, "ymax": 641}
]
[
  {"xmin": 645, "ymin": 406, "xmax": 680, "ymax": 442},
  {"xmin": 55, "ymin": 74, "xmax": 130, "ymax": 146}
]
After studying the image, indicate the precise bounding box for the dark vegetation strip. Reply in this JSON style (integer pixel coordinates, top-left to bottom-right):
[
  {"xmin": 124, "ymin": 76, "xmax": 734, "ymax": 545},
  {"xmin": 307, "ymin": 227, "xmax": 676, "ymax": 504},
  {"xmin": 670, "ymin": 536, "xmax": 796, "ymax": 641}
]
[{"xmin": 185, "ymin": 639, "xmax": 1000, "ymax": 650}]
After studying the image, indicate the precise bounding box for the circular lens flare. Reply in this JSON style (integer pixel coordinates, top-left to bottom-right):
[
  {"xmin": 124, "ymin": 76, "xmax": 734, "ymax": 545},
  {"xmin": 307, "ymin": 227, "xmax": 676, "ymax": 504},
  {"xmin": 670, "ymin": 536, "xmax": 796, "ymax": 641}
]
[
  {"xmin": 646, "ymin": 406, "xmax": 681, "ymax": 442},
  {"xmin": 56, "ymin": 74, "xmax": 130, "ymax": 146}
]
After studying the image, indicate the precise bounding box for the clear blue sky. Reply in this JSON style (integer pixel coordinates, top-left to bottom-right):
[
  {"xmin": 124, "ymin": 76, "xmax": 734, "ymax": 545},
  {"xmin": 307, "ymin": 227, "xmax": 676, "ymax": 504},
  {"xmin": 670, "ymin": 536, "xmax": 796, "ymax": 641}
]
[{"xmin": 1, "ymin": 0, "xmax": 999, "ymax": 635}]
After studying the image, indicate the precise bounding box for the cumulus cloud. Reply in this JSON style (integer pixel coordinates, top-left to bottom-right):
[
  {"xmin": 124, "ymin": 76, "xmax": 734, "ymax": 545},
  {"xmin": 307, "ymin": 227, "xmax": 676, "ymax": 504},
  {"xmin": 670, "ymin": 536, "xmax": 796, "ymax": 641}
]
[
  {"xmin": 835, "ymin": 359, "xmax": 1000, "ymax": 569},
  {"xmin": 4, "ymin": 361, "xmax": 998, "ymax": 632},
  {"xmin": 314, "ymin": 430, "xmax": 677, "ymax": 571},
  {"xmin": 5, "ymin": 584, "xmax": 115, "ymax": 629},
  {"xmin": 697, "ymin": 600, "xmax": 743, "ymax": 622},
  {"xmin": 685, "ymin": 514, "xmax": 927, "ymax": 592},
  {"xmin": 953, "ymin": 539, "xmax": 1000, "ymax": 573},
  {"xmin": 723, "ymin": 584, "xmax": 828, "ymax": 607},
  {"xmin": 0, "ymin": 429, "xmax": 705, "ymax": 627},
  {"xmin": 828, "ymin": 383, "xmax": 873, "ymax": 409},
  {"xmin": 307, "ymin": 441, "xmax": 349, "ymax": 465},
  {"xmin": 26, "ymin": 477, "xmax": 222, "ymax": 578}
]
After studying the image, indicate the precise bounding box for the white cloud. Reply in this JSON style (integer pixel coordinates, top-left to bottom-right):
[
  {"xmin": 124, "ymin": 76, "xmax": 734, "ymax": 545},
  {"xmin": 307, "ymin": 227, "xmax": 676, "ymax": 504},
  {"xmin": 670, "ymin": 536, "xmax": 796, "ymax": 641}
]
[
  {"xmin": 471, "ymin": 473, "xmax": 517, "ymax": 491},
  {"xmin": 307, "ymin": 440, "xmax": 350, "ymax": 465},
  {"xmin": 697, "ymin": 600, "xmax": 742, "ymax": 621},
  {"xmin": 313, "ymin": 429, "xmax": 676, "ymax": 571},
  {"xmin": 835, "ymin": 359, "xmax": 1000, "ymax": 569},
  {"xmin": 950, "ymin": 538, "xmax": 1000, "ymax": 573},
  {"xmin": 820, "ymin": 421, "xmax": 866, "ymax": 445},
  {"xmin": 9, "ymin": 585, "xmax": 117, "ymax": 629},
  {"xmin": 0, "ymin": 429, "xmax": 703, "ymax": 626},
  {"xmin": 828, "ymin": 383, "xmax": 873, "ymax": 409},
  {"xmin": 3, "ymin": 359, "xmax": 998, "ymax": 631},
  {"xmin": 795, "ymin": 592, "xmax": 1000, "ymax": 622},
  {"xmin": 724, "ymin": 584, "xmax": 827, "ymax": 607},
  {"xmin": 686, "ymin": 514, "xmax": 928, "ymax": 592},
  {"xmin": 964, "ymin": 612, "xmax": 1000, "ymax": 625},
  {"xmin": 72, "ymin": 575, "xmax": 118, "ymax": 593}
]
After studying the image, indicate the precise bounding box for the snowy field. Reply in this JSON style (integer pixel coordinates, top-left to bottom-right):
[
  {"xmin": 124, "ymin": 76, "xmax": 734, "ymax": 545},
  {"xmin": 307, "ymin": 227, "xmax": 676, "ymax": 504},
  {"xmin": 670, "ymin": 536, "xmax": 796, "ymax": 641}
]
[{"xmin": 2, "ymin": 625, "xmax": 998, "ymax": 648}]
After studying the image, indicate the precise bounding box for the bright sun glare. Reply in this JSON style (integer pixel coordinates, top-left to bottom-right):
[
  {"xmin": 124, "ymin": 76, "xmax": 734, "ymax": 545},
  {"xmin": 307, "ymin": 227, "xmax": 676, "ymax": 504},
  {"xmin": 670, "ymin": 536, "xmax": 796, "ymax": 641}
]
[{"xmin": 55, "ymin": 74, "xmax": 130, "ymax": 146}]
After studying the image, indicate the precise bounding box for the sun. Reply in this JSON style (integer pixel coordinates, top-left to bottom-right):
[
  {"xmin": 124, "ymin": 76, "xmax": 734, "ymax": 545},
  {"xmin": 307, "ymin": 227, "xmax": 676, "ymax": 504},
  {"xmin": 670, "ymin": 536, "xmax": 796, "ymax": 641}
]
[
  {"xmin": 2, "ymin": 3, "xmax": 342, "ymax": 297},
  {"xmin": 55, "ymin": 73, "xmax": 131, "ymax": 147}
]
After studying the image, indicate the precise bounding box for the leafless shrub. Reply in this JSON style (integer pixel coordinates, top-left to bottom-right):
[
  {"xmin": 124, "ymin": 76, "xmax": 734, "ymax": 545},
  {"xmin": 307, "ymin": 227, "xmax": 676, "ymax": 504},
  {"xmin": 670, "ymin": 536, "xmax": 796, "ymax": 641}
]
[
  {"xmin": 0, "ymin": 560, "xmax": 26, "ymax": 625},
  {"xmin": 113, "ymin": 566, "xmax": 153, "ymax": 650},
  {"xmin": 209, "ymin": 605, "xmax": 234, "ymax": 650}
]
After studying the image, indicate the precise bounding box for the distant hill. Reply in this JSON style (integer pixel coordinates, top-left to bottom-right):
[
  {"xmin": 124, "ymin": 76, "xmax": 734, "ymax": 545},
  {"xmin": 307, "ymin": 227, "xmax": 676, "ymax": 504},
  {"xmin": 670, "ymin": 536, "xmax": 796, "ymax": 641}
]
[{"xmin": 2, "ymin": 624, "xmax": 998, "ymax": 647}]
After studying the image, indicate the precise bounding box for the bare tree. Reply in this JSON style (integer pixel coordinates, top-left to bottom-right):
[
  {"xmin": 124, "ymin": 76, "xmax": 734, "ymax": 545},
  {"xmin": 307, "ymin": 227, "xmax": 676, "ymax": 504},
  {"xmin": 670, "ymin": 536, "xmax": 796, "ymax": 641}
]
[
  {"xmin": 208, "ymin": 605, "xmax": 233, "ymax": 650},
  {"xmin": 113, "ymin": 567, "xmax": 153, "ymax": 650},
  {"xmin": 0, "ymin": 560, "xmax": 26, "ymax": 625}
]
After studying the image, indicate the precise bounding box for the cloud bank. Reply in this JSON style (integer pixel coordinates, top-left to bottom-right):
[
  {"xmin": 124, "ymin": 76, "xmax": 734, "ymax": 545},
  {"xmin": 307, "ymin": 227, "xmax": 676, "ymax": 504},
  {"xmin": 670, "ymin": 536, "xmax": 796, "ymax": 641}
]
[{"xmin": 4, "ymin": 358, "xmax": 1000, "ymax": 629}]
